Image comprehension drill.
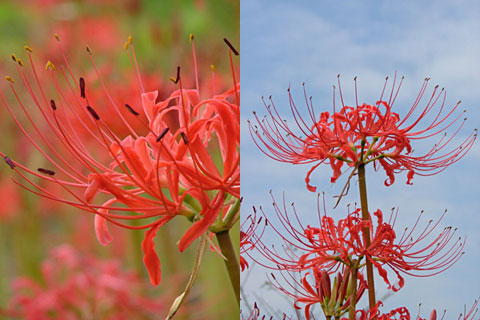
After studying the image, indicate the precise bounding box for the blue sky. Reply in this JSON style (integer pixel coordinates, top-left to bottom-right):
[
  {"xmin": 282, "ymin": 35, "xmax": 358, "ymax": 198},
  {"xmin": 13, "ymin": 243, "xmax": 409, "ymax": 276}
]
[{"xmin": 240, "ymin": 0, "xmax": 480, "ymax": 317}]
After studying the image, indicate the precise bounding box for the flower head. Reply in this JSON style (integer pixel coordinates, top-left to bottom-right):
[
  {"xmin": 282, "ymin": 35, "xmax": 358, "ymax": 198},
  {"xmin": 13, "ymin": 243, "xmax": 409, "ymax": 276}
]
[
  {"xmin": 250, "ymin": 74, "xmax": 476, "ymax": 191},
  {"xmin": 241, "ymin": 302, "xmax": 292, "ymax": 320},
  {"xmin": 251, "ymin": 193, "xmax": 464, "ymax": 292},
  {"xmin": 269, "ymin": 267, "xmax": 366, "ymax": 320},
  {"xmin": 350, "ymin": 301, "xmax": 411, "ymax": 320},
  {"xmin": 240, "ymin": 207, "xmax": 267, "ymax": 271},
  {"xmin": 1, "ymin": 35, "xmax": 239, "ymax": 285}
]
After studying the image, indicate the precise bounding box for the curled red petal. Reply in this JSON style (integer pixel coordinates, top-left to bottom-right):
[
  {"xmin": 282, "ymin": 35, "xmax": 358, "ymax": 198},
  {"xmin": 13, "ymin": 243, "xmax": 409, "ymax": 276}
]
[
  {"xmin": 142, "ymin": 217, "xmax": 172, "ymax": 285},
  {"xmin": 142, "ymin": 224, "xmax": 162, "ymax": 285},
  {"xmin": 178, "ymin": 191, "xmax": 225, "ymax": 252},
  {"xmin": 94, "ymin": 199, "xmax": 116, "ymax": 246},
  {"xmin": 406, "ymin": 169, "xmax": 414, "ymax": 185},
  {"xmin": 94, "ymin": 214, "xmax": 113, "ymax": 246},
  {"xmin": 240, "ymin": 256, "xmax": 249, "ymax": 272},
  {"xmin": 305, "ymin": 163, "xmax": 322, "ymax": 192}
]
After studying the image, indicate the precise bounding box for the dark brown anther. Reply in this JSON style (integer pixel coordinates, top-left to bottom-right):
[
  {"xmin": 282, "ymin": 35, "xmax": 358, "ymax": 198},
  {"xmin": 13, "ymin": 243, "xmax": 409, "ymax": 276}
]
[
  {"xmin": 223, "ymin": 38, "xmax": 239, "ymax": 56},
  {"xmin": 169, "ymin": 66, "xmax": 180, "ymax": 84},
  {"xmin": 175, "ymin": 66, "xmax": 180, "ymax": 83},
  {"xmin": 125, "ymin": 104, "xmax": 139, "ymax": 116},
  {"xmin": 4, "ymin": 156, "xmax": 15, "ymax": 169},
  {"xmin": 87, "ymin": 106, "xmax": 100, "ymax": 120},
  {"xmin": 156, "ymin": 128, "xmax": 170, "ymax": 142},
  {"xmin": 180, "ymin": 132, "xmax": 189, "ymax": 144},
  {"xmin": 79, "ymin": 77, "xmax": 86, "ymax": 98},
  {"xmin": 50, "ymin": 99, "xmax": 57, "ymax": 110},
  {"xmin": 38, "ymin": 168, "xmax": 55, "ymax": 176}
]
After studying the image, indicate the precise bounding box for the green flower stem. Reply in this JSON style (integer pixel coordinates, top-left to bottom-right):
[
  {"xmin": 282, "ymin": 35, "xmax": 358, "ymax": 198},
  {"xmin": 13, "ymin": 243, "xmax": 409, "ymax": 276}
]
[
  {"xmin": 209, "ymin": 196, "xmax": 241, "ymax": 233},
  {"xmin": 348, "ymin": 260, "xmax": 359, "ymax": 320},
  {"xmin": 215, "ymin": 230, "xmax": 240, "ymax": 304},
  {"xmin": 222, "ymin": 197, "xmax": 241, "ymax": 229},
  {"xmin": 357, "ymin": 164, "xmax": 377, "ymax": 314}
]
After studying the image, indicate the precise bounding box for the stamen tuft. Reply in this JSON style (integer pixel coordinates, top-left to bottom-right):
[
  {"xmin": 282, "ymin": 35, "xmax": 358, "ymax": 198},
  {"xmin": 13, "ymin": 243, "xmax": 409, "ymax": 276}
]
[
  {"xmin": 79, "ymin": 77, "xmax": 86, "ymax": 98},
  {"xmin": 50, "ymin": 99, "xmax": 57, "ymax": 110},
  {"xmin": 223, "ymin": 38, "xmax": 239, "ymax": 56},
  {"xmin": 38, "ymin": 168, "xmax": 55, "ymax": 176},
  {"xmin": 10, "ymin": 54, "xmax": 17, "ymax": 62},
  {"xmin": 4, "ymin": 76, "xmax": 14, "ymax": 84},
  {"xmin": 210, "ymin": 64, "xmax": 215, "ymax": 72},
  {"xmin": 54, "ymin": 33, "xmax": 60, "ymax": 41},
  {"xmin": 180, "ymin": 132, "xmax": 189, "ymax": 144},
  {"xmin": 86, "ymin": 45, "xmax": 92, "ymax": 55},
  {"xmin": 169, "ymin": 66, "xmax": 180, "ymax": 84},
  {"xmin": 87, "ymin": 106, "xmax": 100, "ymax": 120},
  {"xmin": 189, "ymin": 34, "xmax": 194, "ymax": 42},
  {"xmin": 45, "ymin": 61, "xmax": 55, "ymax": 71},
  {"xmin": 24, "ymin": 45, "xmax": 33, "ymax": 53},
  {"xmin": 156, "ymin": 128, "xmax": 170, "ymax": 142},
  {"xmin": 17, "ymin": 59, "xmax": 23, "ymax": 67},
  {"xmin": 128, "ymin": 36, "xmax": 132, "ymax": 45},
  {"xmin": 3, "ymin": 156, "xmax": 15, "ymax": 169},
  {"xmin": 125, "ymin": 104, "xmax": 139, "ymax": 116}
]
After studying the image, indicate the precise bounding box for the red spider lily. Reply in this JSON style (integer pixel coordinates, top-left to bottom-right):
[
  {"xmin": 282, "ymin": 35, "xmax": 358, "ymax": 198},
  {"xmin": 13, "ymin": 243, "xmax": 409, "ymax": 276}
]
[
  {"xmin": 300, "ymin": 208, "xmax": 464, "ymax": 292},
  {"xmin": 348, "ymin": 298, "xmax": 479, "ymax": 320},
  {"xmin": 249, "ymin": 74, "xmax": 476, "ymax": 192},
  {"xmin": 348, "ymin": 301, "xmax": 411, "ymax": 320},
  {"xmin": 241, "ymin": 302, "xmax": 292, "ymax": 320},
  {"xmin": 249, "ymin": 193, "xmax": 464, "ymax": 292},
  {"xmin": 269, "ymin": 267, "xmax": 366, "ymax": 320},
  {"xmin": 240, "ymin": 207, "xmax": 268, "ymax": 271},
  {"xmin": 1, "ymin": 35, "xmax": 239, "ymax": 285},
  {"xmin": 415, "ymin": 298, "xmax": 479, "ymax": 320},
  {"xmin": 5, "ymin": 245, "xmax": 164, "ymax": 320}
]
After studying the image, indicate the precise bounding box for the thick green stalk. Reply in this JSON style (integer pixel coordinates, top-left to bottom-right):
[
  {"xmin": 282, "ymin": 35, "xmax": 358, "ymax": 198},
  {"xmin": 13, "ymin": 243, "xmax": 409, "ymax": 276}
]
[
  {"xmin": 357, "ymin": 164, "xmax": 377, "ymax": 312},
  {"xmin": 348, "ymin": 262, "xmax": 359, "ymax": 320},
  {"xmin": 215, "ymin": 230, "xmax": 240, "ymax": 304}
]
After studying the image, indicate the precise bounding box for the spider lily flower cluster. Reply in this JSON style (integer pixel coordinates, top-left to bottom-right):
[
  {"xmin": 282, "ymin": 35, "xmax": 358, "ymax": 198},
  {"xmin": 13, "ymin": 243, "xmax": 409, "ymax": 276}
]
[
  {"xmin": 249, "ymin": 75, "xmax": 476, "ymax": 191},
  {"xmin": 1, "ymin": 35, "xmax": 240, "ymax": 287},
  {"xmin": 297, "ymin": 207, "xmax": 464, "ymax": 292},
  {"xmin": 242, "ymin": 74, "xmax": 476, "ymax": 319},
  {"xmin": 356, "ymin": 298, "xmax": 479, "ymax": 320},
  {"xmin": 240, "ymin": 209, "xmax": 267, "ymax": 271},
  {"xmin": 269, "ymin": 267, "xmax": 367, "ymax": 319},
  {"xmin": 241, "ymin": 194, "xmax": 465, "ymax": 317},
  {"xmin": 241, "ymin": 302, "xmax": 292, "ymax": 320}
]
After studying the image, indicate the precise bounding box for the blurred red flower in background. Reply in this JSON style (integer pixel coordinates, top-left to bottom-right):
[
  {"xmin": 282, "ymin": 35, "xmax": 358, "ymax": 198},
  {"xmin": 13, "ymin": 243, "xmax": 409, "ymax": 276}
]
[{"xmin": 6, "ymin": 245, "xmax": 164, "ymax": 320}]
